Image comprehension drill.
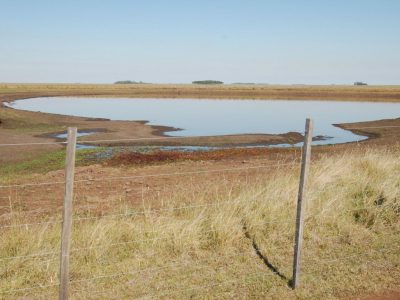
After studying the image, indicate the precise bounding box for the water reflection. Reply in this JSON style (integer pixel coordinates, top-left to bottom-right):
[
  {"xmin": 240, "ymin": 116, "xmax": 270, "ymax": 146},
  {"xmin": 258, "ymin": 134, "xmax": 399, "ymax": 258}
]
[{"xmin": 8, "ymin": 97, "xmax": 400, "ymax": 145}]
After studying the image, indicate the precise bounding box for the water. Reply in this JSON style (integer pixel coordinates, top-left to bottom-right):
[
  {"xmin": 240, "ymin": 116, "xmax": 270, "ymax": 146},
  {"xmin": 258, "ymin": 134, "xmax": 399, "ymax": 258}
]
[
  {"xmin": 52, "ymin": 131, "xmax": 97, "ymax": 149},
  {"xmin": 7, "ymin": 97, "xmax": 400, "ymax": 145},
  {"xmin": 53, "ymin": 131, "xmax": 94, "ymax": 139}
]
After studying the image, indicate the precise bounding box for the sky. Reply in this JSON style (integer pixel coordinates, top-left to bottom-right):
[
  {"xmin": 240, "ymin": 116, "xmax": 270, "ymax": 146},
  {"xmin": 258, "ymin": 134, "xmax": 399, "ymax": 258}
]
[{"xmin": 1, "ymin": 0, "xmax": 399, "ymax": 84}]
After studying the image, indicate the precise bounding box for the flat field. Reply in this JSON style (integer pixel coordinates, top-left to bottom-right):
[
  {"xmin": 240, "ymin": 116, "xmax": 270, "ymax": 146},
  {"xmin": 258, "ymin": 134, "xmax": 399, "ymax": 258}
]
[{"xmin": 1, "ymin": 83, "xmax": 400, "ymax": 101}]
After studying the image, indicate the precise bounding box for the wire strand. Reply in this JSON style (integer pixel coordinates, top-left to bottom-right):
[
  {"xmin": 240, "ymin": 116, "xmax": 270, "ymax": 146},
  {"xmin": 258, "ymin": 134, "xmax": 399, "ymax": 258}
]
[
  {"xmin": 304, "ymin": 245, "xmax": 400, "ymax": 264},
  {"xmin": 0, "ymin": 250, "xmax": 58, "ymax": 261},
  {"xmin": 138, "ymin": 271, "xmax": 272, "ymax": 300},
  {"xmin": 0, "ymin": 141, "xmax": 66, "ymax": 147},
  {"xmin": 307, "ymin": 204, "xmax": 399, "ymax": 220},
  {"xmin": 69, "ymin": 251, "xmax": 252, "ymax": 286},
  {"xmin": 69, "ymin": 219, "xmax": 292, "ymax": 254},
  {"xmin": 71, "ymin": 192, "xmax": 275, "ymax": 222},
  {"xmin": 0, "ymin": 220, "xmax": 62, "ymax": 230},
  {"xmin": 73, "ymin": 162, "xmax": 298, "ymax": 184},
  {"xmin": 0, "ymin": 161, "xmax": 297, "ymax": 189},
  {"xmin": 0, "ymin": 282, "xmax": 59, "ymax": 295},
  {"xmin": 0, "ymin": 180, "xmax": 65, "ymax": 189},
  {"xmin": 304, "ymin": 230, "xmax": 398, "ymax": 243},
  {"xmin": 1, "ymin": 171, "xmax": 275, "ymax": 228},
  {"xmin": 0, "ymin": 182, "xmax": 272, "ymax": 260},
  {"xmin": 71, "ymin": 262, "xmax": 270, "ymax": 298},
  {"xmin": 0, "ymin": 217, "xmax": 291, "ymax": 262}
]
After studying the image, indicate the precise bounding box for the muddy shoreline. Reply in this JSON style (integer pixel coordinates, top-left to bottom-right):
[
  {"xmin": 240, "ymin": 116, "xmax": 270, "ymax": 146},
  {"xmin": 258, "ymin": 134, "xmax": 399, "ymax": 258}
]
[
  {"xmin": 1, "ymin": 86, "xmax": 400, "ymax": 164},
  {"xmin": 0, "ymin": 94, "xmax": 309, "ymax": 148}
]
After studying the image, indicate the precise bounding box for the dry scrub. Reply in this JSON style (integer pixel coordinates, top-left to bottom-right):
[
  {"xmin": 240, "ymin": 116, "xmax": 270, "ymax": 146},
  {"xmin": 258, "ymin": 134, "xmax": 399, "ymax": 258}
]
[{"xmin": 0, "ymin": 147, "xmax": 399, "ymax": 299}]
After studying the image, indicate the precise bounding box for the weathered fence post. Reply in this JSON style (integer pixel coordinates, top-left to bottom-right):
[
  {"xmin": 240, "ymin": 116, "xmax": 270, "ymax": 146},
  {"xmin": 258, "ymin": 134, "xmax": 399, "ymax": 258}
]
[
  {"xmin": 59, "ymin": 127, "xmax": 77, "ymax": 300},
  {"xmin": 292, "ymin": 118, "xmax": 313, "ymax": 289}
]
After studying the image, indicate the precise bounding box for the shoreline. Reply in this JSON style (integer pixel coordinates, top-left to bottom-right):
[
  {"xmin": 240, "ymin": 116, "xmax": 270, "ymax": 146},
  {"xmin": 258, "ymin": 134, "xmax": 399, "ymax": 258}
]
[
  {"xmin": 3, "ymin": 97, "xmax": 368, "ymax": 149},
  {"xmin": 6, "ymin": 95, "xmax": 384, "ymax": 143},
  {"xmin": 0, "ymin": 85, "xmax": 400, "ymax": 164}
]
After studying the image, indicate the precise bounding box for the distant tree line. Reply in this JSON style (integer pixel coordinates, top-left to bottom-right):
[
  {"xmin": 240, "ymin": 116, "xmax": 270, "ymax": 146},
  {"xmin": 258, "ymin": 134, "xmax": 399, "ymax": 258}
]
[
  {"xmin": 232, "ymin": 82, "xmax": 255, "ymax": 85},
  {"xmin": 114, "ymin": 80, "xmax": 146, "ymax": 84},
  {"xmin": 192, "ymin": 80, "xmax": 224, "ymax": 85},
  {"xmin": 354, "ymin": 82, "xmax": 368, "ymax": 86}
]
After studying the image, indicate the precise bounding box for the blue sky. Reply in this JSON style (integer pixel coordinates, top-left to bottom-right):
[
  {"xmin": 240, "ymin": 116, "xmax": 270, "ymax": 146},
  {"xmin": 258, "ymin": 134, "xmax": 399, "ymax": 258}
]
[{"xmin": 1, "ymin": 0, "xmax": 399, "ymax": 84}]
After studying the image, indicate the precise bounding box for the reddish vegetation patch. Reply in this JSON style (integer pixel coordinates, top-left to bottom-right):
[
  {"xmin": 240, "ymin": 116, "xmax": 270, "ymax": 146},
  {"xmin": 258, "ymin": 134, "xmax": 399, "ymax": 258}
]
[
  {"xmin": 106, "ymin": 151, "xmax": 191, "ymax": 165},
  {"xmin": 106, "ymin": 150, "xmax": 249, "ymax": 166}
]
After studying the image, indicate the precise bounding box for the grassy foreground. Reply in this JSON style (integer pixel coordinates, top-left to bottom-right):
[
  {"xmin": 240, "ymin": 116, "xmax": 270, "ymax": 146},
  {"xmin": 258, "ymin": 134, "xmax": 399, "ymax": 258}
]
[{"xmin": 0, "ymin": 147, "xmax": 399, "ymax": 299}]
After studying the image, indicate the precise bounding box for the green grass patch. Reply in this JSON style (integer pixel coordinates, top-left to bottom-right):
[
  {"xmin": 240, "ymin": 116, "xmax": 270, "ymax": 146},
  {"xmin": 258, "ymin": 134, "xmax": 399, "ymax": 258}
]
[
  {"xmin": 0, "ymin": 148, "xmax": 105, "ymax": 179},
  {"xmin": 0, "ymin": 109, "xmax": 64, "ymax": 133}
]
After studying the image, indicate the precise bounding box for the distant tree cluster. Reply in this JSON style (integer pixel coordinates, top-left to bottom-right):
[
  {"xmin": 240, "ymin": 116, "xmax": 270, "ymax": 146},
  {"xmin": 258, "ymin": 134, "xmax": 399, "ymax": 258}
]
[
  {"xmin": 354, "ymin": 82, "xmax": 368, "ymax": 86},
  {"xmin": 114, "ymin": 80, "xmax": 145, "ymax": 84},
  {"xmin": 192, "ymin": 80, "xmax": 224, "ymax": 85}
]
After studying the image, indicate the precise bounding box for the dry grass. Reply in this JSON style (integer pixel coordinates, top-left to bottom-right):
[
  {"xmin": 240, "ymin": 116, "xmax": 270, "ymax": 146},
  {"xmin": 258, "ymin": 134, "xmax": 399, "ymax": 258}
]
[
  {"xmin": 1, "ymin": 83, "xmax": 400, "ymax": 102},
  {"xmin": 0, "ymin": 147, "xmax": 399, "ymax": 299}
]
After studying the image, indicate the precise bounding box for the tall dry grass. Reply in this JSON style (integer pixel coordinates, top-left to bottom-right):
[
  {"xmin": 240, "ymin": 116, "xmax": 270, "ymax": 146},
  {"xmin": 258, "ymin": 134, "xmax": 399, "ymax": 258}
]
[{"xmin": 0, "ymin": 147, "xmax": 399, "ymax": 299}]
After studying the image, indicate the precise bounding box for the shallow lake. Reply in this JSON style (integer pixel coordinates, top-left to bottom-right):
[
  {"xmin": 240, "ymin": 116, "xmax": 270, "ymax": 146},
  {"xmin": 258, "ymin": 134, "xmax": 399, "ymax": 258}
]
[{"xmin": 7, "ymin": 97, "xmax": 400, "ymax": 145}]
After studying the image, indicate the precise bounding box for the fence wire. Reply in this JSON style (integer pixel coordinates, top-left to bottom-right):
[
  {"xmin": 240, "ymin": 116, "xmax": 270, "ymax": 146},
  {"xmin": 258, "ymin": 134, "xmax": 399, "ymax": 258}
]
[
  {"xmin": 3, "ymin": 242, "xmax": 398, "ymax": 296},
  {"xmin": 0, "ymin": 199, "xmax": 387, "ymax": 230},
  {"xmin": 137, "ymin": 271, "xmax": 271, "ymax": 300},
  {"xmin": 0, "ymin": 216, "xmax": 293, "ymax": 262},
  {"xmin": 304, "ymin": 245, "xmax": 400, "ymax": 264},
  {"xmin": 0, "ymin": 173, "xmax": 285, "ymax": 229},
  {"xmin": 1, "ymin": 241, "xmax": 268, "ymax": 295},
  {"xmin": 32, "ymin": 267, "xmax": 270, "ymax": 298},
  {"xmin": 0, "ymin": 161, "xmax": 298, "ymax": 190}
]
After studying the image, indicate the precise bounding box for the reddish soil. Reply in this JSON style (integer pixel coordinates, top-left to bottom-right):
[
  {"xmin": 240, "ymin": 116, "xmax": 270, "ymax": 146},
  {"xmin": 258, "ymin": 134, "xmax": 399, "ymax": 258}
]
[
  {"xmin": 352, "ymin": 290, "xmax": 400, "ymax": 300},
  {"xmin": 0, "ymin": 147, "xmax": 302, "ymax": 220}
]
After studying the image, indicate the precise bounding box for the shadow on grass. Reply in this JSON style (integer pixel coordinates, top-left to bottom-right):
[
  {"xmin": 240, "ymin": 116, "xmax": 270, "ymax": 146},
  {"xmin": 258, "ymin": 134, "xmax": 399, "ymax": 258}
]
[{"xmin": 242, "ymin": 224, "xmax": 292, "ymax": 287}]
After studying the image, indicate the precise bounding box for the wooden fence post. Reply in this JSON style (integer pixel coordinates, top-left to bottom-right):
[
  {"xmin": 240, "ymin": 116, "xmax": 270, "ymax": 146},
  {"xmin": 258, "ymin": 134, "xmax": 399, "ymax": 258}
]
[
  {"xmin": 59, "ymin": 127, "xmax": 77, "ymax": 300},
  {"xmin": 292, "ymin": 118, "xmax": 313, "ymax": 289}
]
